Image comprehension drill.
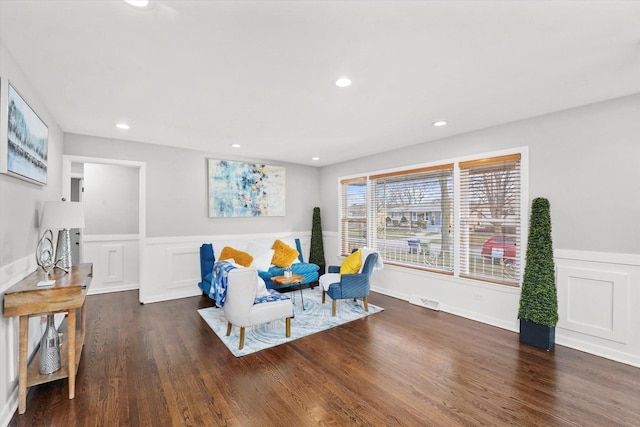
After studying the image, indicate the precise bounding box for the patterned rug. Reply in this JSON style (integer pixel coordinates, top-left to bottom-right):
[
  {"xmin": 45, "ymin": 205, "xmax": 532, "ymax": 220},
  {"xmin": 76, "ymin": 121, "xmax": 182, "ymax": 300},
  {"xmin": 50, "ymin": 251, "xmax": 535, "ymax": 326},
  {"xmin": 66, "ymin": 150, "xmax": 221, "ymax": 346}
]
[{"xmin": 198, "ymin": 286, "xmax": 383, "ymax": 357}]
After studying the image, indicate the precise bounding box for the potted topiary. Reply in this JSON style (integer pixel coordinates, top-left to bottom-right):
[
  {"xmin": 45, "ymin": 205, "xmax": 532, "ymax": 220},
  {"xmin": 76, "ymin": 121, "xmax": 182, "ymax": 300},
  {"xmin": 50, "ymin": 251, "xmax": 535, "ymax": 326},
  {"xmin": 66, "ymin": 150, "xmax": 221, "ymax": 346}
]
[
  {"xmin": 518, "ymin": 197, "xmax": 558, "ymax": 350},
  {"xmin": 309, "ymin": 207, "xmax": 326, "ymax": 276}
]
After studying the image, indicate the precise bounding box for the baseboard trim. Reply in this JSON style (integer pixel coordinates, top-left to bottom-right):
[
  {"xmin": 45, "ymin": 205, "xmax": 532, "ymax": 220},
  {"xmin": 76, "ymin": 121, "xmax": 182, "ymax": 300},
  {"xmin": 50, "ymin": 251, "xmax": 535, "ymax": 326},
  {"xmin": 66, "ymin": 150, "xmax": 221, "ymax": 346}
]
[
  {"xmin": 371, "ymin": 286, "xmax": 519, "ymax": 333},
  {"xmin": 140, "ymin": 288, "xmax": 203, "ymax": 304},
  {"xmin": 88, "ymin": 283, "xmax": 139, "ymax": 296},
  {"xmin": 556, "ymin": 335, "xmax": 640, "ymax": 368},
  {"xmin": 0, "ymin": 390, "xmax": 18, "ymax": 427}
]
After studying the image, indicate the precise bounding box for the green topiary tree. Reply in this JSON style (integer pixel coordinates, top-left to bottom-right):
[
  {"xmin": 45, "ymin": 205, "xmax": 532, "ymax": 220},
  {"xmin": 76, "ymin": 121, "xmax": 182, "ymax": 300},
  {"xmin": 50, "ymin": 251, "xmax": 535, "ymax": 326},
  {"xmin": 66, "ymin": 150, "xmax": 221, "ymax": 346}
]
[
  {"xmin": 309, "ymin": 207, "xmax": 326, "ymax": 274},
  {"xmin": 518, "ymin": 197, "xmax": 558, "ymax": 327}
]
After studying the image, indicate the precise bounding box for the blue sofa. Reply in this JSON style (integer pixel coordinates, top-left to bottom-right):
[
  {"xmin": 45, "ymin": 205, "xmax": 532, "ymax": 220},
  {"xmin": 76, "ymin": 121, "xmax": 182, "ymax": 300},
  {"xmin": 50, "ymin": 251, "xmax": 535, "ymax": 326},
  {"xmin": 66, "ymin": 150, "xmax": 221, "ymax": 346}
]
[{"xmin": 198, "ymin": 238, "xmax": 320, "ymax": 296}]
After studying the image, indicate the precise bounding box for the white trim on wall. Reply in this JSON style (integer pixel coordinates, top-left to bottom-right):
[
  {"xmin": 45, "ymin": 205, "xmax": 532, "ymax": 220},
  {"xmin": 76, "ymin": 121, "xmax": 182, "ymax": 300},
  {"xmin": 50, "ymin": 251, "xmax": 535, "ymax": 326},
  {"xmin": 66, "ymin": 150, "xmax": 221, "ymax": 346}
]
[
  {"xmin": 323, "ymin": 231, "xmax": 640, "ymax": 368},
  {"xmin": 141, "ymin": 231, "xmax": 312, "ymax": 304},
  {"xmin": 0, "ymin": 254, "xmax": 38, "ymax": 426}
]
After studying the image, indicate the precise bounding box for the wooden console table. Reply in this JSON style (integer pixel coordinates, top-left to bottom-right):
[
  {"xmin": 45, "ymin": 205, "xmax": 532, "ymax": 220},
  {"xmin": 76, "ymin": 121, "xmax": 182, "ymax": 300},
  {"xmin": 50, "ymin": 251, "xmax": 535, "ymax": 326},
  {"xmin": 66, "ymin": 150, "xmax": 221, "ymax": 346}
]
[{"xmin": 3, "ymin": 263, "xmax": 92, "ymax": 414}]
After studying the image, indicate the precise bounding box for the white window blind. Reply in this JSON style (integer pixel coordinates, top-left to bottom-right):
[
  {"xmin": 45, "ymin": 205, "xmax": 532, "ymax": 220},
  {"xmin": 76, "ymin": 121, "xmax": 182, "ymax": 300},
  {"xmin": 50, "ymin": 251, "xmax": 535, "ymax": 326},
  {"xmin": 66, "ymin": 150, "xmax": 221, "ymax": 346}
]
[
  {"xmin": 369, "ymin": 164, "xmax": 454, "ymax": 273},
  {"xmin": 459, "ymin": 154, "xmax": 522, "ymax": 285},
  {"xmin": 340, "ymin": 177, "xmax": 367, "ymax": 255}
]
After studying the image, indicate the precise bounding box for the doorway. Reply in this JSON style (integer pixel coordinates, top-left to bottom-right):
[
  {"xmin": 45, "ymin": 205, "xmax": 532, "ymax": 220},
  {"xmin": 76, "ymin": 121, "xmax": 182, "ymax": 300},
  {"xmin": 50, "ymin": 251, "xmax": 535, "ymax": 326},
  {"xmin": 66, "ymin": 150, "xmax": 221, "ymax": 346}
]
[
  {"xmin": 62, "ymin": 155, "xmax": 146, "ymax": 296},
  {"xmin": 70, "ymin": 176, "xmax": 83, "ymax": 264}
]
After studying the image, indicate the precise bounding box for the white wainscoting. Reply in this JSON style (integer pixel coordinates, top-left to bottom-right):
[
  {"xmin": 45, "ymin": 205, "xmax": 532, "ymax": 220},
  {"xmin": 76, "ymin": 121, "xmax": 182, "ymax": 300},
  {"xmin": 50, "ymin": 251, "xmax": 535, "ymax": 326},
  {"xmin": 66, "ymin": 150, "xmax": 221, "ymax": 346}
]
[
  {"xmin": 323, "ymin": 232, "xmax": 640, "ymax": 367},
  {"xmin": 82, "ymin": 234, "xmax": 139, "ymax": 295},
  {"xmin": 0, "ymin": 255, "xmax": 47, "ymax": 427},
  {"xmin": 555, "ymin": 250, "xmax": 640, "ymax": 367},
  {"xmin": 140, "ymin": 232, "xmax": 312, "ymax": 304}
]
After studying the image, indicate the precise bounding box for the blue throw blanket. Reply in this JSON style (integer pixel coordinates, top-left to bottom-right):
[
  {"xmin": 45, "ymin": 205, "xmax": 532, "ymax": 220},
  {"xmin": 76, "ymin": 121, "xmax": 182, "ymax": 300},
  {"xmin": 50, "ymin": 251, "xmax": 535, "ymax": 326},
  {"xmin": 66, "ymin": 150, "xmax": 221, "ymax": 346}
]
[{"xmin": 209, "ymin": 261, "xmax": 237, "ymax": 306}]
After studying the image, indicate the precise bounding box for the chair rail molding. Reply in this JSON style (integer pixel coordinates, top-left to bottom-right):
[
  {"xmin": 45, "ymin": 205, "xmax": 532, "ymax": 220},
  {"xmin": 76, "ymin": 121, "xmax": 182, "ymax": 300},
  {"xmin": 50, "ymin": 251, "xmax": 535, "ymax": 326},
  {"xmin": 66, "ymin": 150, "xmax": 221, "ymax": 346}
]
[{"xmin": 140, "ymin": 232, "xmax": 312, "ymax": 304}]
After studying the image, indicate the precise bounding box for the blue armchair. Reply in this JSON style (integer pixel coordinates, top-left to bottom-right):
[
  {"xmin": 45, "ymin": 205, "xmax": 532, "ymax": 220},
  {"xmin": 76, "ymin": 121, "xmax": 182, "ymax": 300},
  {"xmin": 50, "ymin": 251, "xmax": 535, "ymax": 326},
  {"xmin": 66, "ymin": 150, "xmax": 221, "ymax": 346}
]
[
  {"xmin": 198, "ymin": 243, "xmax": 216, "ymax": 296},
  {"xmin": 321, "ymin": 252, "xmax": 378, "ymax": 316}
]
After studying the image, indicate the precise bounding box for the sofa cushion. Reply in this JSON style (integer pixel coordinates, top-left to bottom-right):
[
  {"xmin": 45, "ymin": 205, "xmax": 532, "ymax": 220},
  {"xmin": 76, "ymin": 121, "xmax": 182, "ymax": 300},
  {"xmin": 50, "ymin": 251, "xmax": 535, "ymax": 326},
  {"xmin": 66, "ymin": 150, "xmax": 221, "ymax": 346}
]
[
  {"xmin": 340, "ymin": 249, "xmax": 362, "ymax": 274},
  {"xmin": 219, "ymin": 246, "xmax": 254, "ymax": 267},
  {"xmin": 279, "ymin": 237, "xmax": 302, "ymax": 263},
  {"xmin": 252, "ymin": 249, "xmax": 275, "ymax": 272},
  {"xmin": 271, "ymin": 239, "xmax": 299, "ymax": 267}
]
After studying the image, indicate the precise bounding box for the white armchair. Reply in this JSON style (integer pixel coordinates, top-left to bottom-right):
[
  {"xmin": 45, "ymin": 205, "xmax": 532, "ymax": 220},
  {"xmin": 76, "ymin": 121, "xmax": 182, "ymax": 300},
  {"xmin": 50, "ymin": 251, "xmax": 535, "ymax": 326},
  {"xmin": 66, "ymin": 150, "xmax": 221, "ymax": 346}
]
[{"xmin": 223, "ymin": 267, "xmax": 294, "ymax": 349}]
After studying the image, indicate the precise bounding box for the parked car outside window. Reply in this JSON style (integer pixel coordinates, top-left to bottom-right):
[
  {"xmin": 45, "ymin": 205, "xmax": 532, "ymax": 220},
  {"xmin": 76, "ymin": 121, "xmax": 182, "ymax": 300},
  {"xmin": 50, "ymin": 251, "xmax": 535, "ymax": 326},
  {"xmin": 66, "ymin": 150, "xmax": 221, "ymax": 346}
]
[{"xmin": 481, "ymin": 235, "xmax": 516, "ymax": 264}]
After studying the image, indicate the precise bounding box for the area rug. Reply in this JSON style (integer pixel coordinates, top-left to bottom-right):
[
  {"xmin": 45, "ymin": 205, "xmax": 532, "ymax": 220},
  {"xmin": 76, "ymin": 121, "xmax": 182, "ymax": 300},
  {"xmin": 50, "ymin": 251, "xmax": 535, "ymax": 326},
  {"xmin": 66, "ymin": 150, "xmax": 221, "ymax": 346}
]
[{"xmin": 198, "ymin": 286, "xmax": 383, "ymax": 357}]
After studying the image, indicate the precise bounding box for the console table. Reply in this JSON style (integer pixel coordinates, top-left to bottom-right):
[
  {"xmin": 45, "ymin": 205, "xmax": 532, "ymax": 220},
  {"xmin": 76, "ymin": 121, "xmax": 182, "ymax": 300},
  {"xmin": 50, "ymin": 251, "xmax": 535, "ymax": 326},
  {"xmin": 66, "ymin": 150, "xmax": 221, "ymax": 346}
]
[{"xmin": 3, "ymin": 263, "xmax": 92, "ymax": 414}]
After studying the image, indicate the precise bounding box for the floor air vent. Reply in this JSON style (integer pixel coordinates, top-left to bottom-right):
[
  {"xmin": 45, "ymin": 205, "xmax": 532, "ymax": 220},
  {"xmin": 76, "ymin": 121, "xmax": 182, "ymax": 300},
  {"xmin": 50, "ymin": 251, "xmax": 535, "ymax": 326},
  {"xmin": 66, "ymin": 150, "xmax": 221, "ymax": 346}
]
[{"xmin": 409, "ymin": 295, "xmax": 440, "ymax": 311}]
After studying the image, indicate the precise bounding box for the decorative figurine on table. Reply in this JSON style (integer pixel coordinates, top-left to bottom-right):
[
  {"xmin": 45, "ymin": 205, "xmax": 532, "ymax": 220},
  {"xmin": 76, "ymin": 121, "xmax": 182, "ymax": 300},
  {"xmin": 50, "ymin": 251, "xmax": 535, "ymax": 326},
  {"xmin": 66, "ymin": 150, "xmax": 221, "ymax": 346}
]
[
  {"xmin": 35, "ymin": 229, "xmax": 62, "ymax": 374},
  {"xmin": 36, "ymin": 230, "xmax": 57, "ymax": 287}
]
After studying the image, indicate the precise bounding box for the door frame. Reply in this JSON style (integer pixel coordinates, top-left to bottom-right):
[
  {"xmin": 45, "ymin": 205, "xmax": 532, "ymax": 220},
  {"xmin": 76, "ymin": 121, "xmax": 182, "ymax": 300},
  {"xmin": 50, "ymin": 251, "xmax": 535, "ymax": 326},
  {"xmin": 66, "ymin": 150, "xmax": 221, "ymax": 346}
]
[{"xmin": 62, "ymin": 155, "xmax": 147, "ymax": 299}]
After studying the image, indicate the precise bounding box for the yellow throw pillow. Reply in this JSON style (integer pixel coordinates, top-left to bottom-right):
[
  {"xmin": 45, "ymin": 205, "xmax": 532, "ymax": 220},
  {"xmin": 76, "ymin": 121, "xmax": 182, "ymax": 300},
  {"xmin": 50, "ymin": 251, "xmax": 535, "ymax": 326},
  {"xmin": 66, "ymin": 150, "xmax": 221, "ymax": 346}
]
[
  {"xmin": 340, "ymin": 249, "xmax": 362, "ymax": 274},
  {"xmin": 219, "ymin": 246, "xmax": 254, "ymax": 268},
  {"xmin": 271, "ymin": 239, "xmax": 300, "ymax": 268}
]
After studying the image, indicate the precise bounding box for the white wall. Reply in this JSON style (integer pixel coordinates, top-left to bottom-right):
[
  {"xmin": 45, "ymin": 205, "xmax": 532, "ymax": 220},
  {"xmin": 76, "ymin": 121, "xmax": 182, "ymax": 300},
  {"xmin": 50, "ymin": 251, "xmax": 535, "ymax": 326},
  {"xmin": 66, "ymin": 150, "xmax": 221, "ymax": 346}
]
[
  {"xmin": 320, "ymin": 94, "xmax": 640, "ymax": 254},
  {"xmin": 0, "ymin": 39, "xmax": 65, "ymax": 427},
  {"xmin": 319, "ymin": 94, "xmax": 640, "ymax": 367},
  {"xmin": 83, "ymin": 163, "xmax": 139, "ymax": 235},
  {"xmin": 63, "ymin": 133, "xmax": 321, "ymax": 238},
  {"xmin": 63, "ymin": 134, "xmax": 322, "ymax": 305}
]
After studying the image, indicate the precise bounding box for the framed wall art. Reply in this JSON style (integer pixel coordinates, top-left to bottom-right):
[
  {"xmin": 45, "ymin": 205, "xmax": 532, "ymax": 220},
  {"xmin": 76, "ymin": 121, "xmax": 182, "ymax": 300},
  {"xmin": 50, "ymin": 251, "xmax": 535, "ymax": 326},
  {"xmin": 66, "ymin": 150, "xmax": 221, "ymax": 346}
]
[
  {"xmin": 208, "ymin": 159, "xmax": 285, "ymax": 217},
  {"xmin": 1, "ymin": 82, "xmax": 49, "ymax": 185}
]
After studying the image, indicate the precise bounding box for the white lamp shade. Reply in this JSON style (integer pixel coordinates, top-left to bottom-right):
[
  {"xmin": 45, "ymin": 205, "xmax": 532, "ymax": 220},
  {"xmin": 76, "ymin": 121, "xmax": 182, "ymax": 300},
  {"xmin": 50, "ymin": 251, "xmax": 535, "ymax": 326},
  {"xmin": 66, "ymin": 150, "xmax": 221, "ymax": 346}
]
[{"xmin": 40, "ymin": 201, "xmax": 85, "ymax": 230}]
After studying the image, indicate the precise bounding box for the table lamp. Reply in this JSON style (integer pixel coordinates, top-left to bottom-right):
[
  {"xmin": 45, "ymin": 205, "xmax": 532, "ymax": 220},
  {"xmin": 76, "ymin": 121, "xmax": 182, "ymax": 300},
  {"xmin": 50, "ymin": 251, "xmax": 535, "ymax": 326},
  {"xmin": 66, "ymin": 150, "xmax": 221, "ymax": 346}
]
[{"xmin": 40, "ymin": 201, "xmax": 85, "ymax": 270}]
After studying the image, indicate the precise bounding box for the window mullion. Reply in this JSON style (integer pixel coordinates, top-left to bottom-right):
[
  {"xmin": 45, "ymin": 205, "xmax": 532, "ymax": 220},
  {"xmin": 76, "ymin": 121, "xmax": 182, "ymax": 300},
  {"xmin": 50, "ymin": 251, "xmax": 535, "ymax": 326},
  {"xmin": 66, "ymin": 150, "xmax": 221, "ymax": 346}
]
[{"xmin": 453, "ymin": 163, "xmax": 461, "ymax": 278}]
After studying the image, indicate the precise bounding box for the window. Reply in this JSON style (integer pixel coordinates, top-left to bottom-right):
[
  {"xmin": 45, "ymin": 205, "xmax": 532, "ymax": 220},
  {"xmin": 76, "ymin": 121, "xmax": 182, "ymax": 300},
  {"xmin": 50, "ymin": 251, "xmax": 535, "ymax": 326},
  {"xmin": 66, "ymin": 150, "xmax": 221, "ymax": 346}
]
[
  {"xmin": 369, "ymin": 164, "xmax": 454, "ymax": 273},
  {"xmin": 338, "ymin": 151, "xmax": 524, "ymax": 286},
  {"xmin": 459, "ymin": 154, "xmax": 521, "ymax": 285},
  {"xmin": 340, "ymin": 177, "xmax": 367, "ymax": 255}
]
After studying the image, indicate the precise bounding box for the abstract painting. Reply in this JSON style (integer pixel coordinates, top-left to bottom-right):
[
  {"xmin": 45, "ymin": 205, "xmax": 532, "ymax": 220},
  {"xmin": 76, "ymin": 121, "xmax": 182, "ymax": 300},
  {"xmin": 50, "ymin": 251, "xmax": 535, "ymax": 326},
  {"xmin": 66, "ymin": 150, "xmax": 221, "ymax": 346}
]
[
  {"xmin": 208, "ymin": 159, "xmax": 285, "ymax": 217},
  {"xmin": 5, "ymin": 83, "xmax": 48, "ymax": 185}
]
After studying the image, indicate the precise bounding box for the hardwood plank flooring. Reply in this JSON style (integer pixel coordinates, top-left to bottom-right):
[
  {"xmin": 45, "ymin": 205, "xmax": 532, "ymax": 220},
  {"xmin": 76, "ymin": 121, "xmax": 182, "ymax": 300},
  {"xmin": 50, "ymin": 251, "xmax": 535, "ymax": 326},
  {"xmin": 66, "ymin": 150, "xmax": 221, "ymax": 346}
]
[{"xmin": 8, "ymin": 289, "xmax": 640, "ymax": 426}]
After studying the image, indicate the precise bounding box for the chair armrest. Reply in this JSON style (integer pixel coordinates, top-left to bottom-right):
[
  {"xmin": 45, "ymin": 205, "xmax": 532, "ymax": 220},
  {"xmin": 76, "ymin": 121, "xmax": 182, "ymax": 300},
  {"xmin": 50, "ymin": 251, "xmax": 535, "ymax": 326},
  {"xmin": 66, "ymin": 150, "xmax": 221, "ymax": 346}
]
[
  {"xmin": 328, "ymin": 265, "xmax": 340, "ymax": 273},
  {"xmin": 340, "ymin": 273, "xmax": 368, "ymax": 287}
]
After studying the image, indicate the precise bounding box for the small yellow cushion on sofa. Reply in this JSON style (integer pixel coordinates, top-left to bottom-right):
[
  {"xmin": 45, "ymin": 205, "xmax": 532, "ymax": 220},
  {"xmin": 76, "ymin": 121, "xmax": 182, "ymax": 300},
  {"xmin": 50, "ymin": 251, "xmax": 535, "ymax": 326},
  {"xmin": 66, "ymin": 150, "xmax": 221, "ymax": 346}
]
[
  {"xmin": 271, "ymin": 239, "xmax": 299, "ymax": 267},
  {"xmin": 340, "ymin": 249, "xmax": 362, "ymax": 274},
  {"xmin": 219, "ymin": 246, "xmax": 254, "ymax": 267}
]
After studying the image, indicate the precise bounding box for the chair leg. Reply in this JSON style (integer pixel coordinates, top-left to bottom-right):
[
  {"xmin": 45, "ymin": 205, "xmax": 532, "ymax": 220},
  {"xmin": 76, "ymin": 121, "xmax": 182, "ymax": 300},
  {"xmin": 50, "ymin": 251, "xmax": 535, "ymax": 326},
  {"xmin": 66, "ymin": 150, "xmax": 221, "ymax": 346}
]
[
  {"xmin": 363, "ymin": 296, "xmax": 369, "ymax": 312},
  {"xmin": 332, "ymin": 300, "xmax": 337, "ymax": 317},
  {"xmin": 322, "ymin": 290, "xmax": 325, "ymax": 304},
  {"xmin": 239, "ymin": 327, "xmax": 245, "ymax": 350},
  {"xmin": 286, "ymin": 317, "xmax": 291, "ymax": 337},
  {"xmin": 226, "ymin": 322, "xmax": 232, "ymax": 336}
]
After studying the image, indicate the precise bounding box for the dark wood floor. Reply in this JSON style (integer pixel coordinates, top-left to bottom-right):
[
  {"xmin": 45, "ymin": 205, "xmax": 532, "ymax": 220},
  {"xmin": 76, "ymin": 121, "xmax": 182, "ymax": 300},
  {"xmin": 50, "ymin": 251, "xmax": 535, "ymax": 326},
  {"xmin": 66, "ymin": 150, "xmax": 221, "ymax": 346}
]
[{"xmin": 9, "ymin": 289, "xmax": 640, "ymax": 426}]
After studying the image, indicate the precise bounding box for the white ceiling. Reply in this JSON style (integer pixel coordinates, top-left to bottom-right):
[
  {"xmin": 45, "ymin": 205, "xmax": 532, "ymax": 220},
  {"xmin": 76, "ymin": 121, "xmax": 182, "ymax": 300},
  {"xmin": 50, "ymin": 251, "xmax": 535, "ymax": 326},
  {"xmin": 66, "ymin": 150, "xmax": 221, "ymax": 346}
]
[{"xmin": 1, "ymin": 1, "xmax": 639, "ymax": 167}]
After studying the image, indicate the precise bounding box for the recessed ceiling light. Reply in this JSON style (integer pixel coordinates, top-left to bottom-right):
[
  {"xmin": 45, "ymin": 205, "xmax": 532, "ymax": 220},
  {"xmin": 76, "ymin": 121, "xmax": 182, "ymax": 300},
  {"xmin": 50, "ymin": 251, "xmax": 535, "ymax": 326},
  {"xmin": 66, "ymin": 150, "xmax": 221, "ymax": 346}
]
[
  {"xmin": 230, "ymin": 144, "xmax": 241, "ymax": 148},
  {"xmin": 432, "ymin": 120, "xmax": 448, "ymax": 127},
  {"xmin": 335, "ymin": 77, "xmax": 352, "ymax": 88},
  {"xmin": 124, "ymin": 0, "xmax": 149, "ymax": 7},
  {"xmin": 312, "ymin": 157, "xmax": 320, "ymax": 161},
  {"xmin": 115, "ymin": 123, "xmax": 130, "ymax": 130}
]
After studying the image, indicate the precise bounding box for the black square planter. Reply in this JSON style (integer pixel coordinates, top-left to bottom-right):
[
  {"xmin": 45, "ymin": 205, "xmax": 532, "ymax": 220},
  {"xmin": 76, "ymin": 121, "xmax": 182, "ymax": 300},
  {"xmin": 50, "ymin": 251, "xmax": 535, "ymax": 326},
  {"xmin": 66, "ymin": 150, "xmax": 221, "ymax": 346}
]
[{"xmin": 519, "ymin": 319, "xmax": 555, "ymax": 351}]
